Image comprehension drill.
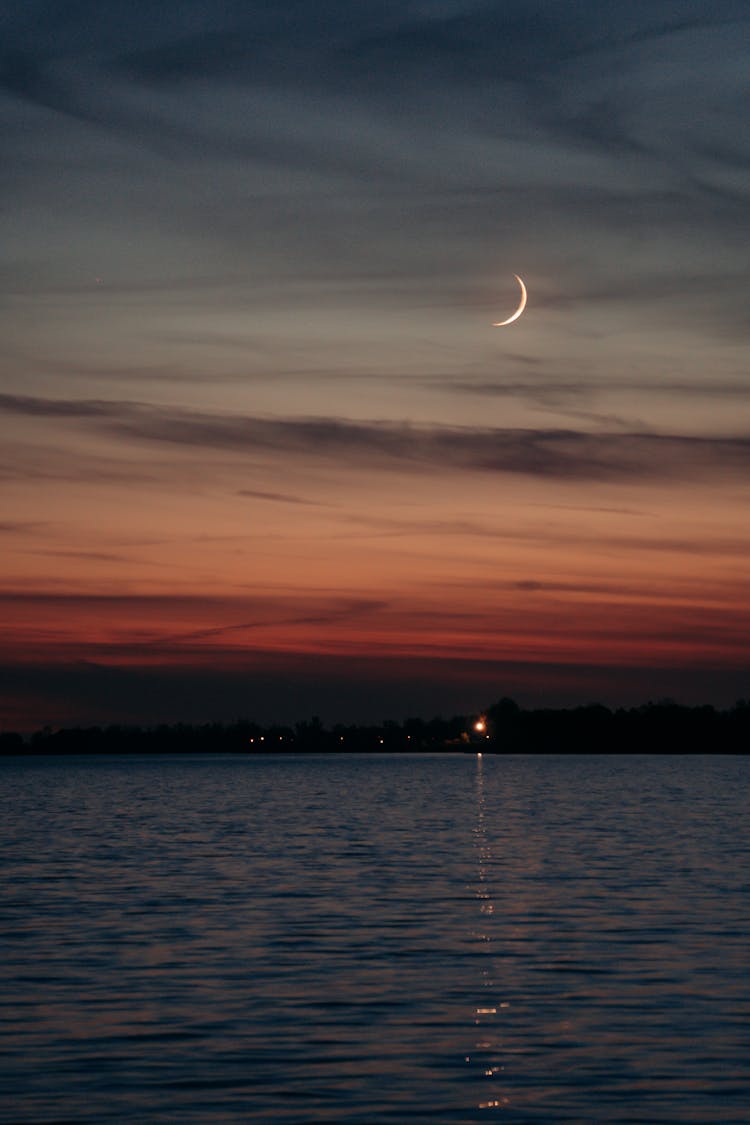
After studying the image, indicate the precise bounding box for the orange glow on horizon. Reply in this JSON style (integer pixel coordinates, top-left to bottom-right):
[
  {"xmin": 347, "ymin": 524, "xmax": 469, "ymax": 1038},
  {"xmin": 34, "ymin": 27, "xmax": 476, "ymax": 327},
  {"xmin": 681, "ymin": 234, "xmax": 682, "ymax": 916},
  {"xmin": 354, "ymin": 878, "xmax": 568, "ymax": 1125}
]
[{"xmin": 2, "ymin": 408, "xmax": 749, "ymax": 726}]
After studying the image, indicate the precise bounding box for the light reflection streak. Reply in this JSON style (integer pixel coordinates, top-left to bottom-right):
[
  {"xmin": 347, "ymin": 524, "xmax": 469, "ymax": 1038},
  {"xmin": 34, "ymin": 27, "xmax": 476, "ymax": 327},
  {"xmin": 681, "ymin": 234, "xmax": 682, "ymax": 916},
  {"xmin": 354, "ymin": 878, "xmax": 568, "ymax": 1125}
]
[{"xmin": 472, "ymin": 753, "xmax": 510, "ymax": 1111}]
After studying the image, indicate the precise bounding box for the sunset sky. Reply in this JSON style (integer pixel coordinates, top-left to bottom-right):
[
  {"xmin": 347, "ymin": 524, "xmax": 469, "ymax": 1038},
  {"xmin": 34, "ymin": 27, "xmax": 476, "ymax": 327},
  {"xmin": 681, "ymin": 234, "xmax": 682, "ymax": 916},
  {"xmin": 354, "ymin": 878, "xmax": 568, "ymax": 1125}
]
[{"xmin": 2, "ymin": 0, "xmax": 749, "ymax": 728}]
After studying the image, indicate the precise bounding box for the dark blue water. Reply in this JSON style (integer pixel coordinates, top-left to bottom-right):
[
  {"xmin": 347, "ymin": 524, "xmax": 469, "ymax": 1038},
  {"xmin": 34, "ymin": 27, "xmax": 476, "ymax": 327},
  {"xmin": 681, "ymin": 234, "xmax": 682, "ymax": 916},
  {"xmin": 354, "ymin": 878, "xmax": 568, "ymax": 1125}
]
[{"xmin": 1, "ymin": 753, "xmax": 748, "ymax": 1122}]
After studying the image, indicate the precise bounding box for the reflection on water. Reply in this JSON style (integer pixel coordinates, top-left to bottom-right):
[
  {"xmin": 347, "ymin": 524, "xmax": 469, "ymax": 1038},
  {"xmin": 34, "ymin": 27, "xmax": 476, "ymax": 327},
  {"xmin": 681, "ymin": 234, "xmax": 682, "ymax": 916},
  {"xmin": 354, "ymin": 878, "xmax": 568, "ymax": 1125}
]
[
  {"xmin": 1, "ymin": 752, "xmax": 748, "ymax": 1122},
  {"xmin": 472, "ymin": 753, "xmax": 511, "ymax": 1112}
]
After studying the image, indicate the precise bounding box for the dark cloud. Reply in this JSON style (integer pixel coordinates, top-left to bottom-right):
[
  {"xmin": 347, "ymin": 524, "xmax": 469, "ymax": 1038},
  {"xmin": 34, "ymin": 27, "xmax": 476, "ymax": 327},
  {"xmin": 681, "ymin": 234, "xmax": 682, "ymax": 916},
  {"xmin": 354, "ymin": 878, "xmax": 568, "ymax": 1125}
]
[
  {"xmin": 0, "ymin": 521, "xmax": 43, "ymax": 533},
  {"xmin": 2, "ymin": 0, "xmax": 747, "ymax": 363},
  {"xmin": 3, "ymin": 1, "xmax": 747, "ymax": 198},
  {"xmin": 27, "ymin": 548, "xmax": 138, "ymax": 563},
  {"xmin": 236, "ymin": 488, "xmax": 328, "ymax": 507},
  {"xmin": 1, "ymin": 392, "xmax": 749, "ymax": 484},
  {"xmin": 103, "ymin": 2, "xmax": 747, "ymax": 104},
  {"xmin": 0, "ymin": 591, "xmax": 234, "ymax": 607},
  {"xmin": 441, "ymin": 378, "xmax": 750, "ymax": 400},
  {"xmin": 0, "ymin": 393, "xmax": 115, "ymax": 418}
]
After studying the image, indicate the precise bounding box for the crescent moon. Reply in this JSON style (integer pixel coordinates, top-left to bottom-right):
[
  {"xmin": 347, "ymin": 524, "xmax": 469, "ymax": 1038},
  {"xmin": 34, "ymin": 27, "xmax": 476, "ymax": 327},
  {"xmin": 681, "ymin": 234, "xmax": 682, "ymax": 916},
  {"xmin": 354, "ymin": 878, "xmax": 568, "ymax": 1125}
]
[{"xmin": 492, "ymin": 274, "xmax": 527, "ymax": 326}]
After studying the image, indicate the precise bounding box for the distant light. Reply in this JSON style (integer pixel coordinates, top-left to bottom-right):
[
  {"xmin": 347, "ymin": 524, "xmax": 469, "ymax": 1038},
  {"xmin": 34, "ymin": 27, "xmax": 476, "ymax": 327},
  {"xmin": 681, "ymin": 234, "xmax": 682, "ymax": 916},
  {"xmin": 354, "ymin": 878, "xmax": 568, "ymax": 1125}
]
[
  {"xmin": 260, "ymin": 735, "xmax": 264, "ymax": 741},
  {"xmin": 473, "ymin": 717, "xmax": 486, "ymax": 733},
  {"xmin": 477, "ymin": 751, "xmax": 482, "ymax": 758}
]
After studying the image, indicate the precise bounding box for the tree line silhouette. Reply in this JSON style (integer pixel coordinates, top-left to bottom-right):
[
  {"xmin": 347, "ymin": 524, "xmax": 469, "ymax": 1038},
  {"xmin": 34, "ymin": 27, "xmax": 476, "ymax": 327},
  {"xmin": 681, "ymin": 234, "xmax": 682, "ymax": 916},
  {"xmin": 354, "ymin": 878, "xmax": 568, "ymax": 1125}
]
[{"xmin": 1, "ymin": 698, "xmax": 749, "ymax": 754}]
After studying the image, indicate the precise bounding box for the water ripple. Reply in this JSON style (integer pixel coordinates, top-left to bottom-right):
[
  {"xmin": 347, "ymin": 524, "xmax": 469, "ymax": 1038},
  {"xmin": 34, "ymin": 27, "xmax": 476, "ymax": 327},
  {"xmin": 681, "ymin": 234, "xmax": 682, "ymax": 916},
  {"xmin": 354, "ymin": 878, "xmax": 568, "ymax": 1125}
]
[{"xmin": 1, "ymin": 753, "xmax": 748, "ymax": 1122}]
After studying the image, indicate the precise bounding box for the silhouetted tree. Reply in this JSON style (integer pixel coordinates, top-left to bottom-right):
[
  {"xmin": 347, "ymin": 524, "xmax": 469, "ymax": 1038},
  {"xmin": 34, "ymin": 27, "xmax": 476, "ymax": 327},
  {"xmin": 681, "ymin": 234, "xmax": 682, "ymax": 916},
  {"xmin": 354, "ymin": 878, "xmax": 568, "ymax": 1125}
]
[{"xmin": 486, "ymin": 698, "xmax": 522, "ymax": 748}]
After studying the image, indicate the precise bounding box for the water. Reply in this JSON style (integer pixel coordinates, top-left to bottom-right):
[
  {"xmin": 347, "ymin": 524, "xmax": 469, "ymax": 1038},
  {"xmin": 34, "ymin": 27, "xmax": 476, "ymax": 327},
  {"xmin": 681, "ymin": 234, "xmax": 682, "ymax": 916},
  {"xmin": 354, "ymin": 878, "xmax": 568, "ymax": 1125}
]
[{"xmin": 1, "ymin": 753, "xmax": 748, "ymax": 1123}]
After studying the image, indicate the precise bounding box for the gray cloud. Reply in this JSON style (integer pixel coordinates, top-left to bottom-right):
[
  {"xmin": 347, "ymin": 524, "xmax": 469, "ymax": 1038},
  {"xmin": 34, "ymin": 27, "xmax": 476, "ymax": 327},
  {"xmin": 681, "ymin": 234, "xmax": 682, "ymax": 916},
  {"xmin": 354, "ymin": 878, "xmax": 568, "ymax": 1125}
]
[
  {"xmin": 439, "ymin": 378, "xmax": 750, "ymax": 400},
  {"xmin": 2, "ymin": 0, "xmax": 747, "ymax": 373},
  {"xmin": 0, "ymin": 393, "xmax": 118, "ymax": 418},
  {"xmin": 2, "ymin": 392, "xmax": 749, "ymax": 483},
  {"xmin": 3, "ymin": 2, "xmax": 747, "ymax": 198},
  {"xmin": 236, "ymin": 488, "xmax": 329, "ymax": 507}
]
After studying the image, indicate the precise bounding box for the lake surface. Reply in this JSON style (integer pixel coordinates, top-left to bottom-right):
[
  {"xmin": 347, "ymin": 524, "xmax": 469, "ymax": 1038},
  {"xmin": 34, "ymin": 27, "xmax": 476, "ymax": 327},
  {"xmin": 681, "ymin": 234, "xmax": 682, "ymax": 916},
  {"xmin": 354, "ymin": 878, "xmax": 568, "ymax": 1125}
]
[{"xmin": 1, "ymin": 753, "xmax": 748, "ymax": 1123}]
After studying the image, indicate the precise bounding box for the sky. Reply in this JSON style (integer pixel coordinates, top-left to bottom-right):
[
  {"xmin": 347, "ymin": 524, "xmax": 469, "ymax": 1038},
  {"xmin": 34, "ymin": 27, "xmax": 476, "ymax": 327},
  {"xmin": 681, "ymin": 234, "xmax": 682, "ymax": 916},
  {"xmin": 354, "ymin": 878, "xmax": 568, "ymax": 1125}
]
[{"xmin": 1, "ymin": 0, "xmax": 749, "ymax": 729}]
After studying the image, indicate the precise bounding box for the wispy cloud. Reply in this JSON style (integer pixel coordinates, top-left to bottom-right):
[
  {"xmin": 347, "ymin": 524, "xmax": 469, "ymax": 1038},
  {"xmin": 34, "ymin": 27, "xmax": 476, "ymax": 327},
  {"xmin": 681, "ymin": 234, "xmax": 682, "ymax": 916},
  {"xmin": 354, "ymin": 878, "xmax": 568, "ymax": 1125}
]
[
  {"xmin": 143, "ymin": 597, "xmax": 387, "ymax": 648},
  {"xmin": 27, "ymin": 548, "xmax": 140, "ymax": 564},
  {"xmin": 437, "ymin": 378, "xmax": 750, "ymax": 400},
  {"xmin": 0, "ymin": 521, "xmax": 44, "ymax": 534},
  {"xmin": 336, "ymin": 512, "xmax": 750, "ymax": 559},
  {"xmin": 236, "ymin": 488, "xmax": 329, "ymax": 507},
  {"xmin": 2, "ymin": 393, "xmax": 749, "ymax": 484}
]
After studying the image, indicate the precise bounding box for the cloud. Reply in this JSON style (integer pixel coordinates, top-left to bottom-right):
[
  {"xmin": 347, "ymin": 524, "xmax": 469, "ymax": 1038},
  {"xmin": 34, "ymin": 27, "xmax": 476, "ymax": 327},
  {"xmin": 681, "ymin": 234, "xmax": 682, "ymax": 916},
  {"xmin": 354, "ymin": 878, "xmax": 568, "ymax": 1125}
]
[
  {"xmin": 236, "ymin": 488, "xmax": 329, "ymax": 507},
  {"xmin": 0, "ymin": 393, "xmax": 119, "ymax": 418},
  {"xmin": 3, "ymin": 0, "xmax": 747, "ymax": 366},
  {"xmin": 0, "ymin": 588, "xmax": 389, "ymax": 650},
  {"xmin": 335, "ymin": 512, "xmax": 750, "ymax": 560},
  {"xmin": 439, "ymin": 378, "xmax": 750, "ymax": 401},
  {"xmin": 143, "ymin": 597, "xmax": 387, "ymax": 648},
  {"xmin": 1, "ymin": 392, "xmax": 749, "ymax": 484},
  {"xmin": 5, "ymin": 2, "xmax": 747, "ymax": 208},
  {"xmin": 0, "ymin": 521, "xmax": 44, "ymax": 534},
  {"xmin": 29, "ymin": 549, "xmax": 132, "ymax": 563}
]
